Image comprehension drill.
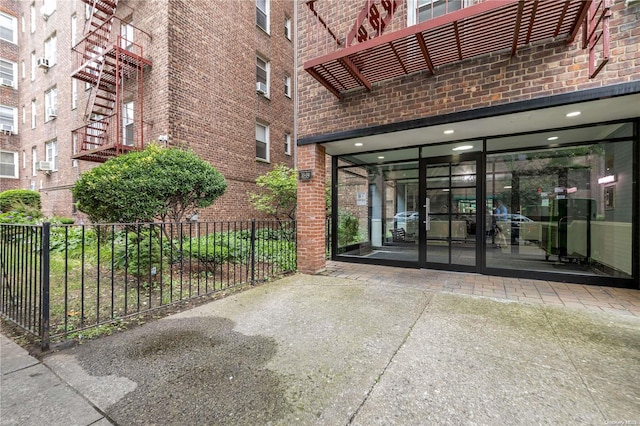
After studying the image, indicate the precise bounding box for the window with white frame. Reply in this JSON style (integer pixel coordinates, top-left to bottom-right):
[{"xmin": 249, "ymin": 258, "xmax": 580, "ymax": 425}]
[
  {"xmin": 85, "ymin": 3, "xmax": 93, "ymax": 20},
  {"xmin": 0, "ymin": 106, "xmax": 16, "ymax": 134},
  {"xmin": 32, "ymin": 147, "xmax": 37, "ymax": 176},
  {"xmin": 256, "ymin": 122, "xmax": 269, "ymax": 162},
  {"xmin": 44, "ymin": 87, "xmax": 57, "ymax": 121},
  {"xmin": 284, "ymin": 132, "xmax": 291, "ymax": 156},
  {"xmin": 0, "ymin": 58, "xmax": 16, "ymax": 88},
  {"xmin": 44, "ymin": 33, "xmax": 57, "ymax": 66},
  {"xmin": 30, "ymin": 51, "xmax": 36, "ymax": 81},
  {"xmin": 256, "ymin": 55, "xmax": 270, "ymax": 96},
  {"xmin": 0, "ymin": 151, "xmax": 18, "ymax": 178},
  {"xmin": 72, "ymin": 133, "xmax": 78, "ymax": 167},
  {"xmin": 123, "ymin": 101, "xmax": 134, "ymax": 146},
  {"xmin": 284, "ymin": 74, "xmax": 291, "ymax": 98},
  {"xmin": 45, "ymin": 140, "xmax": 58, "ymax": 171},
  {"xmin": 407, "ymin": 0, "xmax": 464, "ymax": 25},
  {"xmin": 42, "ymin": 0, "xmax": 56, "ymax": 18},
  {"xmin": 256, "ymin": 0, "xmax": 269, "ymax": 33},
  {"xmin": 71, "ymin": 14, "xmax": 77, "ymax": 47},
  {"xmin": 30, "ymin": 3, "xmax": 35, "ymax": 33},
  {"xmin": 31, "ymin": 99, "xmax": 36, "ymax": 129},
  {"xmin": 121, "ymin": 21, "xmax": 134, "ymax": 51},
  {"xmin": 72, "ymin": 79, "xmax": 78, "ymax": 109},
  {"xmin": 21, "ymin": 15, "xmax": 25, "ymax": 33},
  {"xmin": 0, "ymin": 12, "xmax": 17, "ymax": 44},
  {"xmin": 284, "ymin": 16, "xmax": 291, "ymax": 40}
]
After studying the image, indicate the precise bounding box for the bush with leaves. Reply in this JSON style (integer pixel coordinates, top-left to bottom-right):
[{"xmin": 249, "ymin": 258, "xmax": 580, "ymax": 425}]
[
  {"xmin": 338, "ymin": 209, "xmax": 360, "ymax": 247},
  {"xmin": 72, "ymin": 143, "xmax": 227, "ymax": 224},
  {"xmin": 0, "ymin": 189, "xmax": 41, "ymax": 213},
  {"xmin": 248, "ymin": 165, "xmax": 297, "ymax": 220}
]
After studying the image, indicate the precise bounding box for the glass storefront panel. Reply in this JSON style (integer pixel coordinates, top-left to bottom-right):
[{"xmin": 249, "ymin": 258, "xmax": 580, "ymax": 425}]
[
  {"xmin": 337, "ymin": 160, "xmax": 419, "ymax": 263},
  {"xmin": 485, "ymin": 139, "xmax": 633, "ymax": 278}
]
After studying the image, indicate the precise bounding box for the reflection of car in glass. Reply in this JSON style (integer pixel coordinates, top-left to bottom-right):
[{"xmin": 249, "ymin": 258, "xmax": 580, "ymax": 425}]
[
  {"xmin": 393, "ymin": 211, "xmax": 419, "ymax": 238},
  {"xmin": 496, "ymin": 214, "xmax": 533, "ymax": 242},
  {"xmin": 394, "ymin": 211, "xmax": 419, "ymax": 221}
]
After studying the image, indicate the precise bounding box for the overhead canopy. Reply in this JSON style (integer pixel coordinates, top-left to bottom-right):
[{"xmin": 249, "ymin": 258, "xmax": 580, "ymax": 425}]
[{"xmin": 304, "ymin": 0, "xmax": 591, "ymax": 98}]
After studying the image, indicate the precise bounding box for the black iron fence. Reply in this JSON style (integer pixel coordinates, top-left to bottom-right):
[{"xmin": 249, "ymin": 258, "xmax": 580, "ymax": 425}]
[{"xmin": 1, "ymin": 220, "xmax": 296, "ymax": 349}]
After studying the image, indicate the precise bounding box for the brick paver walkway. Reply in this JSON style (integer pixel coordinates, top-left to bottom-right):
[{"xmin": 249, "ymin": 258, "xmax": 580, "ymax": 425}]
[{"xmin": 322, "ymin": 261, "xmax": 640, "ymax": 317}]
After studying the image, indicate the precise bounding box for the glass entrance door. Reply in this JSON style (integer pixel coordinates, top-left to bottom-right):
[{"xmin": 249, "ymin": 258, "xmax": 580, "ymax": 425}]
[{"xmin": 422, "ymin": 156, "xmax": 479, "ymax": 270}]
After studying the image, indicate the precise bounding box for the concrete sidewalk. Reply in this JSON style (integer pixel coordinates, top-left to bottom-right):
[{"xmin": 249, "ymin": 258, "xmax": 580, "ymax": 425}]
[
  {"xmin": 2, "ymin": 273, "xmax": 640, "ymax": 425},
  {"xmin": 1, "ymin": 333, "xmax": 111, "ymax": 425}
]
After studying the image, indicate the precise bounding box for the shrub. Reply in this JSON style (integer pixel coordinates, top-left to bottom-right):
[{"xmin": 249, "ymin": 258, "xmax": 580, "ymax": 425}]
[
  {"xmin": 0, "ymin": 210, "xmax": 40, "ymax": 224},
  {"xmin": 248, "ymin": 165, "xmax": 297, "ymax": 220},
  {"xmin": 113, "ymin": 227, "xmax": 165, "ymax": 279},
  {"xmin": 73, "ymin": 143, "xmax": 227, "ymax": 223},
  {"xmin": 338, "ymin": 210, "xmax": 360, "ymax": 247},
  {"xmin": 0, "ymin": 190, "xmax": 41, "ymax": 213}
]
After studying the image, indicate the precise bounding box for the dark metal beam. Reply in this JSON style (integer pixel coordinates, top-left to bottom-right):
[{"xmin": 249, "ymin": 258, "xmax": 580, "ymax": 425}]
[
  {"xmin": 511, "ymin": 0, "xmax": 525, "ymax": 56},
  {"xmin": 307, "ymin": 67, "xmax": 341, "ymax": 98},
  {"xmin": 416, "ymin": 34, "xmax": 435, "ymax": 75}
]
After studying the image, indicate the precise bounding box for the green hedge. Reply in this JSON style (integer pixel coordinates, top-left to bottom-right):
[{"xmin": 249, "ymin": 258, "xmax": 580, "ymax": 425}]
[{"xmin": 0, "ymin": 189, "xmax": 41, "ymax": 213}]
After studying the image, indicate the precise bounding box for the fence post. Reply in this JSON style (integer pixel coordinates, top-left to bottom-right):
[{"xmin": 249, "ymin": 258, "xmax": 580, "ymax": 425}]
[
  {"xmin": 41, "ymin": 222, "xmax": 50, "ymax": 351},
  {"xmin": 250, "ymin": 219, "xmax": 256, "ymax": 284}
]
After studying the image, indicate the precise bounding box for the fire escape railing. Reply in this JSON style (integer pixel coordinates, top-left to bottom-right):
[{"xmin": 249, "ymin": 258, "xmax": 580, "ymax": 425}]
[{"xmin": 71, "ymin": 0, "xmax": 152, "ymax": 163}]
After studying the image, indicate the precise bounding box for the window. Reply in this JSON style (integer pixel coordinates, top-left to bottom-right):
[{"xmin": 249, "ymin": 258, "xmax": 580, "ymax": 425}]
[
  {"xmin": 31, "ymin": 99, "xmax": 36, "ymax": 129},
  {"xmin": 44, "ymin": 87, "xmax": 57, "ymax": 121},
  {"xmin": 256, "ymin": 56, "xmax": 270, "ymax": 96},
  {"xmin": 45, "ymin": 140, "xmax": 58, "ymax": 172},
  {"xmin": 0, "ymin": 58, "xmax": 16, "ymax": 88},
  {"xmin": 21, "ymin": 60, "xmax": 25, "ymax": 79},
  {"xmin": 21, "ymin": 106, "xmax": 25, "ymax": 124},
  {"xmin": 42, "ymin": 0, "xmax": 56, "ymax": 19},
  {"xmin": 85, "ymin": 3, "xmax": 93, "ymax": 20},
  {"xmin": 21, "ymin": 15, "xmax": 25, "ymax": 33},
  {"xmin": 71, "ymin": 14, "xmax": 77, "ymax": 47},
  {"xmin": 256, "ymin": 0, "xmax": 269, "ymax": 33},
  {"xmin": 284, "ymin": 132, "xmax": 291, "ymax": 156},
  {"xmin": 121, "ymin": 22, "xmax": 134, "ymax": 51},
  {"xmin": 256, "ymin": 122, "xmax": 269, "ymax": 162},
  {"xmin": 30, "ymin": 4, "xmax": 35, "ymax": 33},
  {"xmin": 30, "ymin": 51, "xmax": 36, "ymax": 81},
  {"xmin": 44, "ymin": 33, "xmax": 57, "ymax": 66},
  {"xmin": 0, "ymin": 12, "xmax": 17, "ymax": 44},
  {"xmin": 284, "ymin": 74, "xmax": 291, "ymax": 98},
  {"xmin": 72, "ymin": 79, "xmax": 78, "ymax": 109},
  {"xmin": 0, "ymin": 106, "xmax": 16, "ymax": 134},
  {"xmin": 408, "ymin": 0, "xmax": 464, "ymax": 25},
  {"xmin": 0, "ymin": 151, "xmax": 18, "ymax": 178},
  {"xmin": 32, "ymin": 148, "xmax": 37, "ymax": 176},
  {"xmin": 284, "ymin": 16, "xmax": 291, "ymax": 40},
  {"xmin": 123, "ymin": 101, "xmax": 134, "ymax": 146},
  {"xmin": 72, "ymin": 133, "xmax": 78, "ymax": 167}
]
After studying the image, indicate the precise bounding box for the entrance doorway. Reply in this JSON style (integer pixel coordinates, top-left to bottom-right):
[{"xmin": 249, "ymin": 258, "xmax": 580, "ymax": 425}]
[{"xmin": 422, "ymin": 154, "xmax": 480, "ymax": 271}]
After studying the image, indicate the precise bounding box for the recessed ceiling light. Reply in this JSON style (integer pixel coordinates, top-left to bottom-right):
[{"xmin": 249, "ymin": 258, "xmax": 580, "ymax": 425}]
[
  {"xmin": 504, "ymin": 186, "xmax": 512, "ymax": 189},
  {"xmin": 566, "ymin": 111, "xmax": 581, "ymax": 117},
  {"xmin": 355, "ymin": 142, "xmax": 363, "ymax": 147},
  {"xmin": 547, "ymin": 136, "xmax": 558, "ymax": 141},
  {"xmin": 378, "ymin": 156, "xmax": 384, "ymax": 159},
  {"xmin": 444, "ymin": 129, "xmax": 454, "ymax": 134},
  {"xmin": 452, "ymin": 145, "xmax": 473, "ymax": 151}
]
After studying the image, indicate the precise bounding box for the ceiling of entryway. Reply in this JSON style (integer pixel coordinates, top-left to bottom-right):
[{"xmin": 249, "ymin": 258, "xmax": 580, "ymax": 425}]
[{"xmin": 320, "ymin": 93, "xmax": 640, "ymax": 157}]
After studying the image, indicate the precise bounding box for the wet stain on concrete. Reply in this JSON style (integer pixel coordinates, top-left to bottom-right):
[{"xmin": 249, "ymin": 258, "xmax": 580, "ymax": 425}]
[{"xmin": 75, "ymin": 317, "xmax": 290, "ymax": 425}]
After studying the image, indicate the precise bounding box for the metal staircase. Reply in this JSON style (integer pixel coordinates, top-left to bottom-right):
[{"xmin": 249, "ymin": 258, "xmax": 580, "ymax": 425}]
[{"xmin": 71, "ymin": 0, "xmax": 152, "ymax": 163}]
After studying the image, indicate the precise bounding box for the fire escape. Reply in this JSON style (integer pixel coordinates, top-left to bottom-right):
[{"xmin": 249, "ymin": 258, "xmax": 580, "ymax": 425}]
[{"xmin": 71, "ymin": 0, "xmax": 152, "ymax": 163}]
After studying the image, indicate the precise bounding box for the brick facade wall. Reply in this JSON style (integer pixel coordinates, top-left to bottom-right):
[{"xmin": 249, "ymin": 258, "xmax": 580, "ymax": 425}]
[
  {"xmin": 297, "ymin": 1, "xmax": 640, "ymax": 140},
  {"xmin": 0, "ymin": 1, "xmax": 21, "ymax": 191},
  {"xmin": 1, "ymin": 0, "xmax": 294, "ymax": 222},
  {"xmin": 295, "ymin": 0, "xmax": 640, "ymax": 273}
]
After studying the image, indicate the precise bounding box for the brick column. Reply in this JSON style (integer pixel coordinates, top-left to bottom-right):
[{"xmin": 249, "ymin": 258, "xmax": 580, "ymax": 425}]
[{"xmin": 297, "ymin": 143, "xmax": 327, "ymax": 274}]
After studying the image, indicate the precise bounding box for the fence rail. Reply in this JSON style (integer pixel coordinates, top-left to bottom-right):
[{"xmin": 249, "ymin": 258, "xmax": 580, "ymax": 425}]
[{"xmin": 1, "ymin": 220, "xmax": 296, "ymax": 349}]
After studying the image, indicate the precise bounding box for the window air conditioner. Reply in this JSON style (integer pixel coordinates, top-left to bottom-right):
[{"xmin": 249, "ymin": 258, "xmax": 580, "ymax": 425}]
[
  {"xmin": 47, "ymin": 107, "xmax": 57, "ymax": 119},
  {"xmin": 0, "ymin": 78, "xmax": 13, "ymax": 87},
  {"xmin": 0, "ymin": 124, "xmax": 14, "ymax": 135},
  {"xmin": 37, "ymin": 58, "xmax": 50, "ymax": 69},
  {"xmin": 256, "ymin": 82, "xmax": 267, "ymax": 94},
  {"xmin": 36, "ymin": 161, "xmax": 53, "ymax": 171}
]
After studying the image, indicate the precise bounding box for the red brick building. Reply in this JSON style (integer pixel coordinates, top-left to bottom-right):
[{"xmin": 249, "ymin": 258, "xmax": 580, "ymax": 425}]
[
  {"xmin": 0, "ymin": 0, "xmax": 294, "ymax": 221},
  {"xmin": 297, "ymin": 0, "xmax": 640, "ymax": 289}
]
